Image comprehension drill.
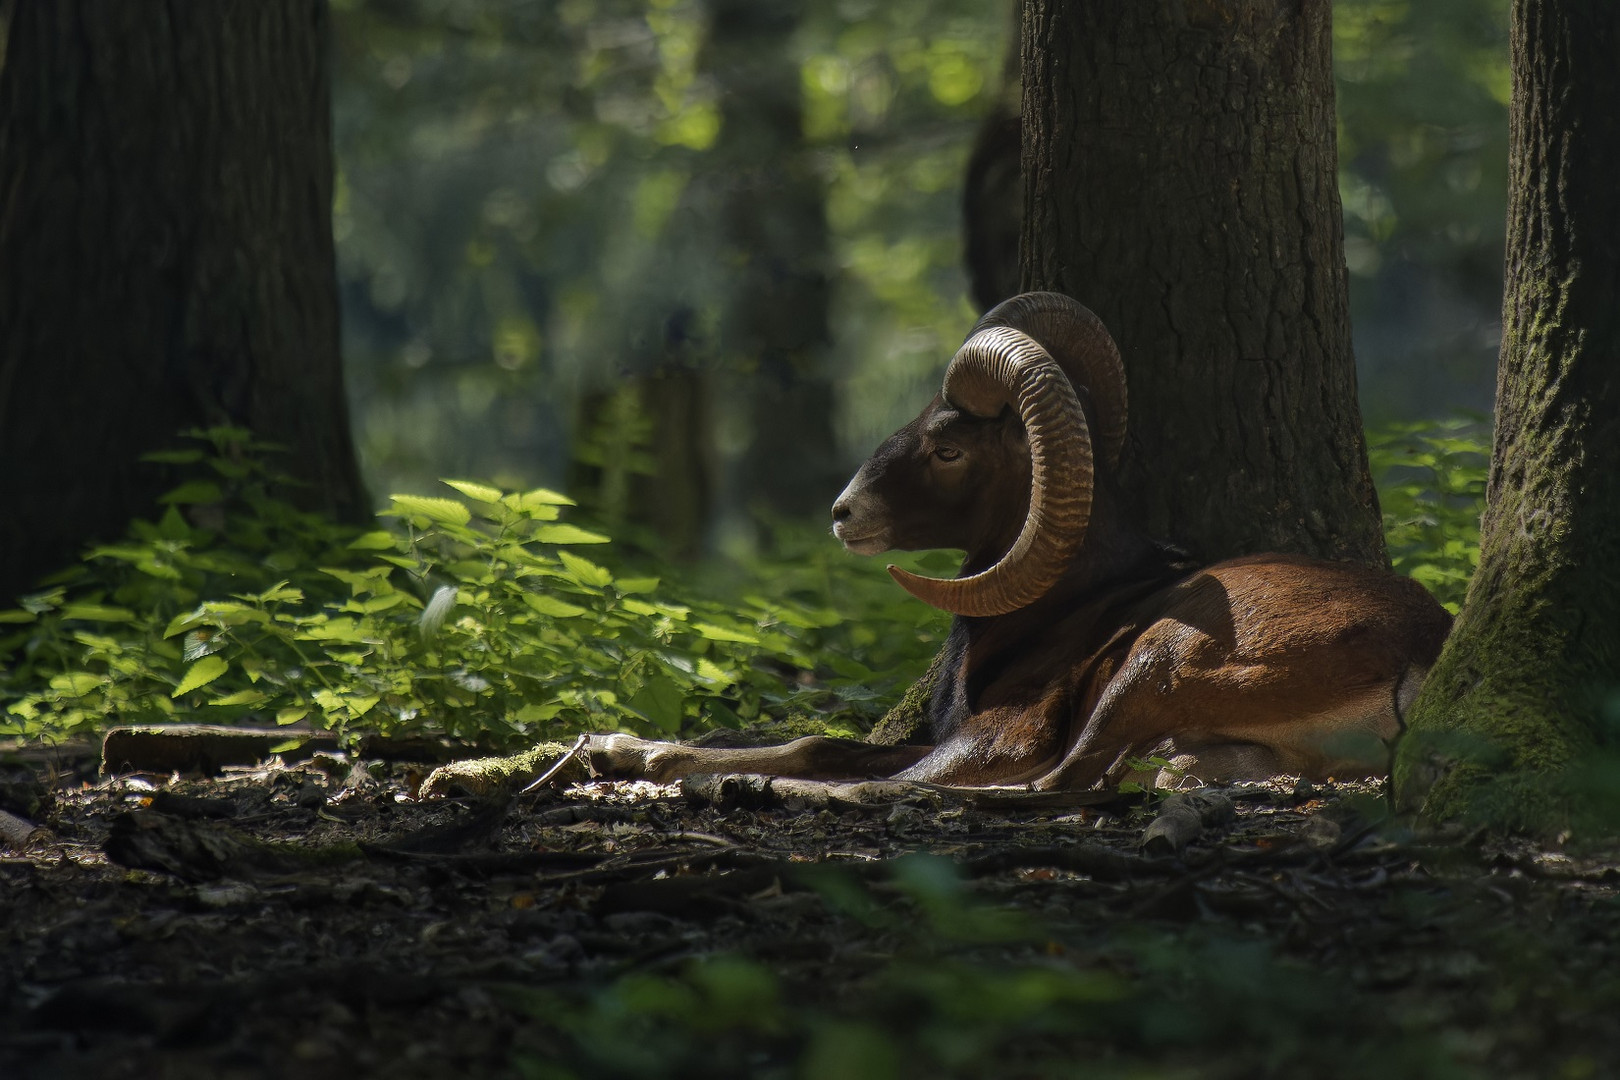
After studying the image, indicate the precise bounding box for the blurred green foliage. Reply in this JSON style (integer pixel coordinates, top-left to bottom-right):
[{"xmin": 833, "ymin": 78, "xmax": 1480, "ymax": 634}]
[
  {"xmin": 501, "ymin": 852, "xmax": 1608, "ymax": 1079},
  {"xmin": 329, "ymin": 0, "xmax": 1509, "ymax": 504},
  {"xmin": 330, "ymin": 0, "xmax": 1001, "ymax": 502},
  {"xmin": 1334, "ymin": 0, "xmax": 1510, "ymax": 420}
]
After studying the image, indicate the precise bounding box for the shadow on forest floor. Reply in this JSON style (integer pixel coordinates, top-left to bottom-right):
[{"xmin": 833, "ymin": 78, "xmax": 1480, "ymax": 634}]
[{"xmin": 3, "ymin": 736, "xmax": 1618, "ymax": 1079}]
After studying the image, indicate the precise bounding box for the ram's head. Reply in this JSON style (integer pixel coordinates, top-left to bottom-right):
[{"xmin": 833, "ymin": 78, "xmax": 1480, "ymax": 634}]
[{"xmin": 831, "ymin": 293, "xmax": 1128, "ymax": 617}]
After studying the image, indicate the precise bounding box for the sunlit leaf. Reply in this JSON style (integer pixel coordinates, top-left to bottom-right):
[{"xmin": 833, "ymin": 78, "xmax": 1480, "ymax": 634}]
[
  {"xmin": 558, "ymin": 550, "xmax": 613, "ymax": 588},
  {"xmin": 386, "ymin": 495, "xmax": 471, "ymax": 526},
  {"xmin": 210, "ymin": 689, "xmax": 269, "ymax": 707},
  {"xmin": 524, "ymin": 593, "xmax": 588, "ymax": 618},
  {"xmin": 692, "ymin": 621, "xmax": 759, "ymax": 644},
  {"xmin": 173, "ymin": 656, "xmax": 229, "ymax": 697},
  {"xmin": 443, "ymin": 479, "xmax": 503, "ymax": 503},
  {"xmin": 347, "ymin": 530, "xmax": 399, "ymax": 551},
  {"xmin": 534, "ymin": 524, "xmax": 611, "ymax": 546}
]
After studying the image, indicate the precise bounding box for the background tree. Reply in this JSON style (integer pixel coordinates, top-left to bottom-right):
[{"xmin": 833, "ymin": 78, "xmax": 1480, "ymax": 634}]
[
  {"xmin": 1020, "ymin": 0, "xmax": 1384, "ymax": 565},
  {"xmin": 0, "ymin": 0, "xmax": 366, "ymax": 602},
  {"xmin": 1394, "ymin": 0, "xmax": 1620, "ymax": 829}
]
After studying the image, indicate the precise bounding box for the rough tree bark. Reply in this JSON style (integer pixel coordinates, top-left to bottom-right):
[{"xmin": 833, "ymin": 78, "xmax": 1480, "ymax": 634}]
[
  {"xmin": 1021, "ymin": 0, "xmax": 1384, "ymax": 566},
  {"xmin": 1393, "ymin": 0, "xmax": 1620, "ymax": 830},
  {"xmin": 0, "ymin": 0, "xmax": 366, "ymax": 602}
]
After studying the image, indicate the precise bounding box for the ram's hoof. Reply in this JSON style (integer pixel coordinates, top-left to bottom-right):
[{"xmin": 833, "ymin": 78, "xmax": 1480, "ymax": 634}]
[{"xmin": 585, "ymin": 734, "xmax": 690, "ymax": 783}]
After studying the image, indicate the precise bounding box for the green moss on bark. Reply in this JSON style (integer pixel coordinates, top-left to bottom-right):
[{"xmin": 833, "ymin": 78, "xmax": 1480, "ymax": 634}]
[
  {"xmin": 418, "ymin": 741, "xmax": 582, "ymax": 799},
  {"xmin": 1394, "ymin": 3, "xmax": 1620, "ymax": 835},
  {"xmin": 866, "ymin": 648, "xmax": 944, "ymax": 747}
]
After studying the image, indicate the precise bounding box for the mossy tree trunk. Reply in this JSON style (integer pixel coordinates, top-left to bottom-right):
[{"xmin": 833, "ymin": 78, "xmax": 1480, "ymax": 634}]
[
  {"xmin": 1393, "ymin": 0, "xmax": 1620, "ymax": 831},
  {"xmin": 0, "ymin": 0, "xmax": 366, "ymax": 603},
  {"xmin": 1021, "ymin": 0, "xmax": 1384, "ymax": 566}
]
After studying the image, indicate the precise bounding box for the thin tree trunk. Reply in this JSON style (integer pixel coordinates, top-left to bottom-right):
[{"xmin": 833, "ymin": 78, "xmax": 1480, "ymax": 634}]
[
  {"xmin": 0, "ymin": 0, "xmax": 365, "ymax": 602},
  {"xmin": 1394, "ymin": 0, "xmax": 1620, "ymax": 830},
  {"xmin": 707, "ymin": 0, "xmax": 841, "ymax": 524},
  {"xmin": 1021, "ymin": 0, "xmax": 1384, "ymax": 566}
]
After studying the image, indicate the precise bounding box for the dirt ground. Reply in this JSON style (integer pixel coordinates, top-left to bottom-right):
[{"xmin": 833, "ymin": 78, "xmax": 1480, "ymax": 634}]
[{"xmin": 3, "ymin": 739, "xmax": 1619, "ymax": 1080}]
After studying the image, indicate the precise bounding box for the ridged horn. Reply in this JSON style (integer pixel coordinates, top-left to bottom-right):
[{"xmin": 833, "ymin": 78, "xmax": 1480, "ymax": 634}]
[
  {"xmin": 887, "ymin": 325, "xmax": 1094, "ymax": 616},
  {"xmin": 970, "ymin": 292, "xmax": 1127, "ymax": 470}
]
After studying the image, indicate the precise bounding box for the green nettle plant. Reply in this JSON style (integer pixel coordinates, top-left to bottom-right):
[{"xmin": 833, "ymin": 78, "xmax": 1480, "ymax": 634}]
[
  {"xmin": 1366, "ymin": 415, "xmax": 1489, "ymax": 613},
  {"xmin": 1, "ymin": 421, "xmax": 1487, "ymax": 748},
  {"xmin": 0, "ymin": 429, "xmax": 943, "ymax": 749}
]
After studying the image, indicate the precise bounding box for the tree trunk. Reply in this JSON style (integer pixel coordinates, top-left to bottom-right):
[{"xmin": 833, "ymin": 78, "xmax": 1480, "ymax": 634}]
[
  {"xmin": 0, "ymin": 0, "xmax": 366, "ymax": 602},
  {"xmin": 1393, "ymin": 0, "xmax": 1620, "ymax": 830},
  {"xmin": 1020, "ymin": 0, "xmax": 1384, "ymax": 566}
]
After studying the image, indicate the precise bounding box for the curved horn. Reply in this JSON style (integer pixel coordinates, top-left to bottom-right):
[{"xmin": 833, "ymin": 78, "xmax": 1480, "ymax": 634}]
[
  {"xmin": 888, "ymin": 326, "xmax": 1094, "ymax": 617},
  {"xmin": 970, "ymin": 292, "xmax": 1127, "ymax": 470}
]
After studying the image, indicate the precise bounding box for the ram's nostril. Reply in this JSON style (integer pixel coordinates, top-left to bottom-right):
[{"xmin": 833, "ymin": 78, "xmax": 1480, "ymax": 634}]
[{"xmin": 831, "ymin": 500, "xmax": 852, "ymax": 523}]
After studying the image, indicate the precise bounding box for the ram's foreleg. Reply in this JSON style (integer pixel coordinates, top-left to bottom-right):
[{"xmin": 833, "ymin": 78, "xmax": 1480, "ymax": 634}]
[{"xmin": 585, "ymin": 734, "xmax": 933, "ymax": 784}]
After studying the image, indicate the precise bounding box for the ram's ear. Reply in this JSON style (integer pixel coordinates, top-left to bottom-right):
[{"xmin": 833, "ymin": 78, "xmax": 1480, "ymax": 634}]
[{"xmin": 971, "ymin": 292, "xmax": 1127, "ymax": 470}]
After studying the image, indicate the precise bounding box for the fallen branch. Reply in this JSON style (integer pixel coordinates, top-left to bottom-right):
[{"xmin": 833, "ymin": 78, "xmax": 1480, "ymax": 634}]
[{"xmin": 1140, "ymin": 792, "xmax": 1236, "ymax": 855}]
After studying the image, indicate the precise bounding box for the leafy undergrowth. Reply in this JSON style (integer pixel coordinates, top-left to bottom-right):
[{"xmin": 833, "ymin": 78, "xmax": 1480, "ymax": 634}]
[
  {"xmin": 0, "ymin": 429, "xmax": 946, "ymax": 751},
  {"xmin": 1368, "ymin": 414, "xmax": 1489, "ymax": 614},
  {"xmin": 2, "ymin": 745, "xmax": 1616, "ymax": 1080}
]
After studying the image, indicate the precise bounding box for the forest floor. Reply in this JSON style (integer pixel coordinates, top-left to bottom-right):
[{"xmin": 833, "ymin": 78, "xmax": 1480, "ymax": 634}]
[{"xmin": 3, "ymin": 735, "xmax": 1620, "ymax": 1080}]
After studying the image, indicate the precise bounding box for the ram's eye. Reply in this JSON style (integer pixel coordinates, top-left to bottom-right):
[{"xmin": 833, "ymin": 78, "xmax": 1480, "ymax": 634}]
[{"xmin": 933, "ymin": 445, "xmax": 963, "ymax": 462}]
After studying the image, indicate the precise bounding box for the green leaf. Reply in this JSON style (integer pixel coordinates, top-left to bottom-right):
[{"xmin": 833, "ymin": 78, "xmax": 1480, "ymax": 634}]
[
  {"xmin": 159, "ymin": 480, "xmax": 225, "ymax": 505},
  {"xmin": 60, "ymin": 604, "xmax": 135, "ymax": 623},
  {"xmin": 49, "ymin": 672, "xmax": 105, "ymax": 695},
  {"xmin": 558, "ymin": 550, "xmax": 613, "ymax": 588},
  {"xmin": 267, "ymin": 738, "xmax": 305, "ymax": 755},
  {"xmin": 0, "ymin": 610, "xmax": 37, "ymax": 624},
  {"xmin": 164, "ymin": 607, "xmax": 209, "ymax": 638},
  {"xmin": 385, "ymin": 495, "xmax": 472, "ymax": 526},
  {"xmin": 523, "ymin": 592, "xmax": 588, "ymax": 618},
  {"xmin": 629, "ymin": 675, "xmax": 686, "ymax": 734},
  {"xmin": 173, "ymin": 655, "xmax": 229, "ymax": 697},
  {"xmin": 156, "ymin": 505, "xmax": 193, "ymax": 540},
  {"xmin": 347, "ymin": 530, "xmax": 399, "ymax": 551},
  {"xmin": 210, "ymin": 689, "xmax": 269, "ymax": 707},
  {"xmin": 507, "ymin": 487, "xmax": 576, "ymax": 512},
  {"xmin": 276, "ymin": 706, "xmax": 309, "ymax": 726},
  {"xmin": 140, "ymin": 448, "xmax": 206, "ymax": 465},
  {"xmin": 615, "ymin": 576, "xmax": 660, "ymax": 595},
  {"xmin": 692, "ymin": 621, "xmax": 759, "ymax": 644},
  {"xmin": 255, "ymin": 582, "xmax": 304, "ymax": 604},
  {"xmin": 695, "ymin": 658, "xmax": 736, "ymax": 687},
  {"xmin": 443, "ymin": 479, "xmax": 504, "ymax": 503},
  {"xmin": 533, "ymin": 523, "xmax": 612, "ymax": 545},
  {"xmin": 514, "ymin": 702, "xmax": 563, "ymax": 724}
]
